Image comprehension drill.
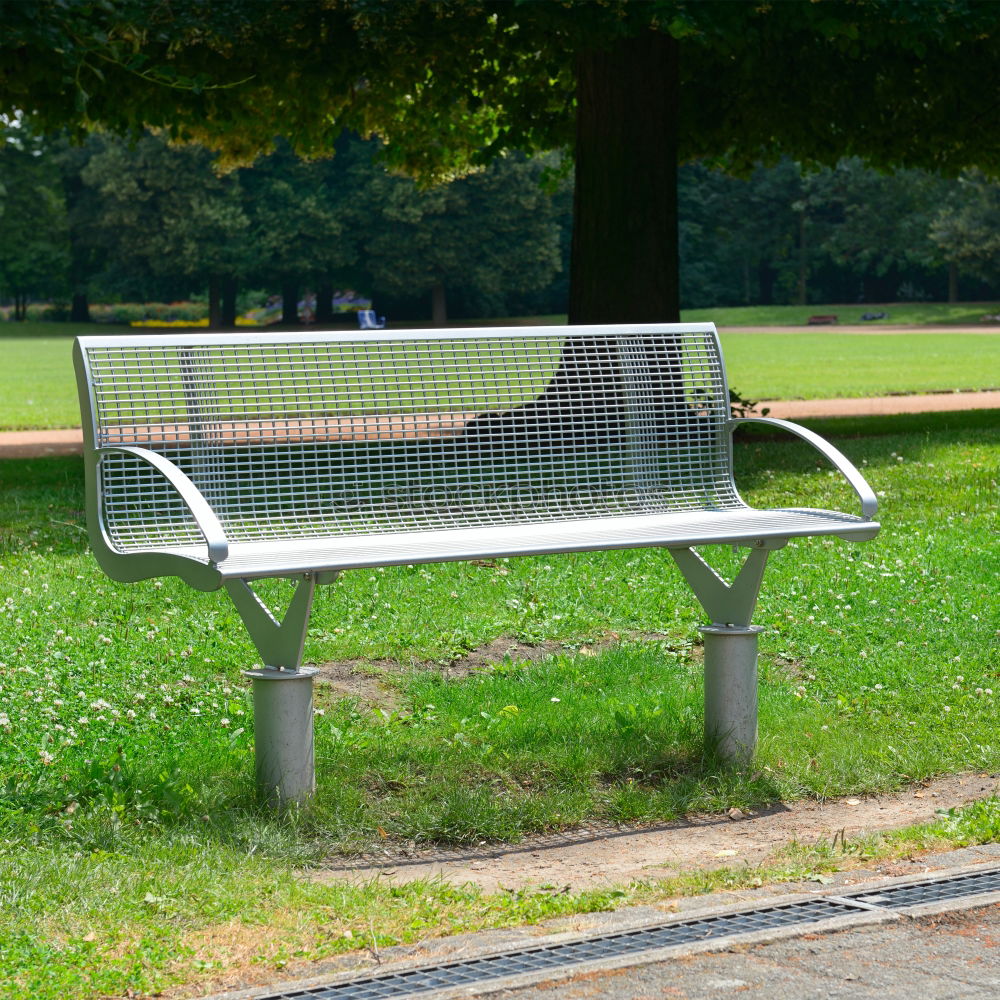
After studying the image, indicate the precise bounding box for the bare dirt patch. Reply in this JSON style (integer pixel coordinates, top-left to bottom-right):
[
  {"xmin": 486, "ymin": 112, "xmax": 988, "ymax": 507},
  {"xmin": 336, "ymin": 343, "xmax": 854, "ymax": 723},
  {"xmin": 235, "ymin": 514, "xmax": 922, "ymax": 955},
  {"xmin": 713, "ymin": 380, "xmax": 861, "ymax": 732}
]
[
  {"xmin": 317, "ymin": 772, "xmax": 999, "ymax": 894},
  {"xmin": 310, "ymin": 639, "xmax": 574, "ymax": 714},
  {"xmin": 311, "ymin": 633, "xmax": 675, "ymax": 711}
]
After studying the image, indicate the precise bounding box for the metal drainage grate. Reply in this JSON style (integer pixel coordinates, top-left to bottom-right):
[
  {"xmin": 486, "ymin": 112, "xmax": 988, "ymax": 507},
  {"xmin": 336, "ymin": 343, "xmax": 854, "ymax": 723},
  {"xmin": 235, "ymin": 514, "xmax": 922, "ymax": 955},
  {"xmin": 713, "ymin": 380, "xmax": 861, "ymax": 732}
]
[
  {"xmin": 848, "ymin": 866, "xmax": 1000, "ymax": 910},
  {"xmin": 257, "ymin": 898, "xmax": 859, "ymax": 1000},
  {"xmin": 251, "ymin": 866, "xmax": 1000, "ymax": 1000}
]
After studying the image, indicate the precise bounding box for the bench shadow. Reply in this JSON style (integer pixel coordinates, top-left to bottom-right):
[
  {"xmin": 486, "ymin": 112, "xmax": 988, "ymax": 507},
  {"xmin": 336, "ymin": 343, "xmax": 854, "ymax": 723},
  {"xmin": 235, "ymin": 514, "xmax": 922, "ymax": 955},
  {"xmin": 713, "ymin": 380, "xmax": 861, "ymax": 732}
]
[{"xmin": 317, "ymin": 799, "xmax": 795, "ymax": 872}]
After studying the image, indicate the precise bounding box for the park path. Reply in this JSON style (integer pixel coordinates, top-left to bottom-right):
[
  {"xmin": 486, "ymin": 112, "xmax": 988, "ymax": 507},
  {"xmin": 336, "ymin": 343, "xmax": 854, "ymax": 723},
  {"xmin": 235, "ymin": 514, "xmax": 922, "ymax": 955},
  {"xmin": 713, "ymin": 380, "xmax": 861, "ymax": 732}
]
[{"xmin": 1, "ymin": 388, "xmax": 998, "ymax": 459}]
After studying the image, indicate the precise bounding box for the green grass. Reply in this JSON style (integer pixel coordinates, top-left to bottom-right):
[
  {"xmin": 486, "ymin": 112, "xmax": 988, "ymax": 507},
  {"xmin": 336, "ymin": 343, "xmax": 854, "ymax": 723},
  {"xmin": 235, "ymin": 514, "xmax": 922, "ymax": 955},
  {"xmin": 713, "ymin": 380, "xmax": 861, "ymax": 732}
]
[
  {"xmin": 0, "ymin": 410, "xmax": 997, "ymax": 996},
  {"xmin": 719, "ymin": 333, "xmax": 1000, "ymax": 400},
  {"xmin": 2, "ymin": 320, "xmax": 999, "ymax": 429},
  {"xmin": 684, "ymin": 301, "xmax": 1000, "ymax": 327}
]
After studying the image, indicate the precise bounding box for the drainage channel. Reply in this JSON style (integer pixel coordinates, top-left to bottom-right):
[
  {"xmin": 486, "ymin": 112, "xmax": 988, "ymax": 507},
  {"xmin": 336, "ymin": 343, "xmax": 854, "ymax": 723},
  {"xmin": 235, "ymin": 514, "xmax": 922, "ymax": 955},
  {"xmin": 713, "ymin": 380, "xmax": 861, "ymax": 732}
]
[
  {"xmin": 846, "ymin": 864, "xmax": 1000, "ymax": 909},
  {"xmin": 252, "ymin": 866, "xmax": 1000, "ymax": 1000}
]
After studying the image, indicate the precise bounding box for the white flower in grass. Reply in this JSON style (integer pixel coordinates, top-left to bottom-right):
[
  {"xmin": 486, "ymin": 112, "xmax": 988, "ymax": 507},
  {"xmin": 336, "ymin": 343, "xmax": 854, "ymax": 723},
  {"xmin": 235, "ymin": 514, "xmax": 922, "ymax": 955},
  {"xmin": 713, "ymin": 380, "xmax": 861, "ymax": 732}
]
[
  {"xmin": 219, "ymin": 717, "xmax": 231, "ymax": 727},
  {"xmin": 550, "ymin": 697, "xmax": 561, "ymax": 703}
]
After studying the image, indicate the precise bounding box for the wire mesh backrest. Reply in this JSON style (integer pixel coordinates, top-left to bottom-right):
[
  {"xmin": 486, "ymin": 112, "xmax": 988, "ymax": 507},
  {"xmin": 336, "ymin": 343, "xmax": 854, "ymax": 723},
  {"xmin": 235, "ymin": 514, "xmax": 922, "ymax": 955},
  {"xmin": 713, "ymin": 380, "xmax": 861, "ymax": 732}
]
[{"xmin": 81, "ymin": 327, "xmax": 741, "ymax": 552}]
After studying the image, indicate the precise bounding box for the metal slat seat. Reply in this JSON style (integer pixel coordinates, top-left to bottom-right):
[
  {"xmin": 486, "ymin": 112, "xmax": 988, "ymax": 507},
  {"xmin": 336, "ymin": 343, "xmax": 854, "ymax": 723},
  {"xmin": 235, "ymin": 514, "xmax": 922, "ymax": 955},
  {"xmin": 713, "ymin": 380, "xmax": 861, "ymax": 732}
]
[{"xmin": 152, "ymin": 507, "xmax": 877, "ymax": 580}]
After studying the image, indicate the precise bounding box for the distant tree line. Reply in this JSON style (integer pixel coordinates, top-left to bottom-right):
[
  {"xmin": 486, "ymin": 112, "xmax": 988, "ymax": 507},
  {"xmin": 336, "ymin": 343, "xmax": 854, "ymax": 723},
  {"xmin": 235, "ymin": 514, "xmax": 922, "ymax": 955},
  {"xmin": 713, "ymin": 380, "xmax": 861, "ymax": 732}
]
[
  {"xmin": 3, "ymin": 118, "xmax": 1000, "ymax": 325},
  {"xmin": 0, "ymin": 122, "xmax": 571, "ymax": 324},
  {"xmin": 679, "ymin": 158, "xmax": 1000, "ymax": 308}
]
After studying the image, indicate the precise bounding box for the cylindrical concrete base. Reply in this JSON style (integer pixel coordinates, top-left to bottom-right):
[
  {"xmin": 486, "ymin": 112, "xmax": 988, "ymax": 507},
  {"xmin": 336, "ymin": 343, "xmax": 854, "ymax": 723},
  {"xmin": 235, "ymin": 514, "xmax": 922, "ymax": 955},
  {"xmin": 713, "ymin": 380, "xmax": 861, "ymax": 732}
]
[
  {"xmin": 700, "ymin": 624, "xmax": 765, "ymax": 764},
  {"xmin": 245, "ymin": 666, "xmax": 319, "ymax": 808}
]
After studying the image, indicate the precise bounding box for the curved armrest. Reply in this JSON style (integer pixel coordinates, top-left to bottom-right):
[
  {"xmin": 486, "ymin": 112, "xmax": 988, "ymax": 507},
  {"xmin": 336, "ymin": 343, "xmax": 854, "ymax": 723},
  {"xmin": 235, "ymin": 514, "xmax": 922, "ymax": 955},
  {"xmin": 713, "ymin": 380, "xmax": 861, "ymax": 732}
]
[
  {"xmin": 729, "ymin": 417, "xmax": 878, "ymax": 520},
  {"xmin": 98, "ymin": 446, "xmax": 230, "ymax": 564}
]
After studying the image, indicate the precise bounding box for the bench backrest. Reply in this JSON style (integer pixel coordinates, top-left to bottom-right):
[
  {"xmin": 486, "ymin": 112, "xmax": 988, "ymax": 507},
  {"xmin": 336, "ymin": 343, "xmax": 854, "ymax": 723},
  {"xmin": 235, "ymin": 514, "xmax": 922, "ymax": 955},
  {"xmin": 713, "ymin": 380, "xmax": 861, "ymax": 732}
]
[{"xmin": 74, "ymin": 324, "xmax": 740, "ymax": 555}]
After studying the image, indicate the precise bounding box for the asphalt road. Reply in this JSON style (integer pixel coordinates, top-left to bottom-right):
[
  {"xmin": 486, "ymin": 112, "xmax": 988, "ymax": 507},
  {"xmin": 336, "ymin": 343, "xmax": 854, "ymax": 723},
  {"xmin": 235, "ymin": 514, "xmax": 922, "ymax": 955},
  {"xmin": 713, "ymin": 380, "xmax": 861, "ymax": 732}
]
[{"xmin": 485, "ymin": 903, "xmax": 1000, "ymax": 1000}]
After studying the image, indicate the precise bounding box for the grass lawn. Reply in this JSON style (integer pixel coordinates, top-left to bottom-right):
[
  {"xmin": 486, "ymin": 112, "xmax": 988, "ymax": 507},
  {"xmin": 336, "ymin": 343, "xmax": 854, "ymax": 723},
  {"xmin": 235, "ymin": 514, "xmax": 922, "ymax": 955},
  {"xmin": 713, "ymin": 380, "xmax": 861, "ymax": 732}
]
[
  {"xmin": 719, "ymin": 332, "xmax": 1000, "ymax": 400},
  {"xmin": 684, "ymin": 300, "xmax": 1000, "ymax": 327},
  {"xmin": 1, "ymin": 320, "xmax": 999, "ymax": 429},
  {"xmin": 0, "ymin": 409, "xmax": 997, "ymax": 998}
]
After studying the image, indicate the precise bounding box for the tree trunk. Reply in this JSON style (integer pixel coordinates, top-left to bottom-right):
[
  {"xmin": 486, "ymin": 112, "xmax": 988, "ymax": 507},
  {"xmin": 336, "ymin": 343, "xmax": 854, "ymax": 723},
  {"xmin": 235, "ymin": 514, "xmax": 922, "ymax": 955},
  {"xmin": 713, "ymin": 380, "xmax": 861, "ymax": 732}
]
[
  {"xmin": 281, "ymin": 280, "xmax": 299, "ymax": 326},
  {"xmin": 70, "ymin": 291, "xmax": 91, "ymax": 323},
  {"xmin": 431, "ymin": 282, "xmax": 447, "ymax": 325},
  {"xmin": 208, "ymin": 277, "xmax": 223, "ymax": 329},
  {"xmin": 568, "ymin": 32, "xmax": 679, "ymax": 325},
  {"xmin": 758, "ymin": 260, "xmax": 776, "ymax": 305},
  {"xmin": 14, "ymin": 292, "xmax": 27, "ymax": 321},
  {"xmin": 948, "ymin": 262, "xmax": 959, "ymax": 304},
  {"xmin": 221, "ymin": 276, "xmax": 238, "ymax": 328},
  {"xmin": 463, "ymin": 34, "xmax": 700, "ymax": 448},
  {"xmin": 316, "ymin": 280, "xmax": 334, "ymax": 324},
  {"xmin": 796, "ymin": 214, "xmax": 808, "ymax": 306}
]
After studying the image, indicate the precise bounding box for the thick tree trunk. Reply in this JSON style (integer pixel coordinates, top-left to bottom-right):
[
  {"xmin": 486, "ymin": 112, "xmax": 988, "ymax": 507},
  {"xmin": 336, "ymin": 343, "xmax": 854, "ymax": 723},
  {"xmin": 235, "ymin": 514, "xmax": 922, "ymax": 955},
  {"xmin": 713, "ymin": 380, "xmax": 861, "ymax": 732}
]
[
  {"xmin": 568, "ymin": 33, "xmax": 679, "ymax": 325},
  {"xmin": 315, "ymin": 280, "xmax": 334, "ymax": 324},
  {"xmin": 464, "ymin": 33, "xmax": 693, "ymax": 449},
  {"xmin": 281, "ymin": 280, "xmax": 299, "ymax": 326},
  {"xmin": 948, "ymin": 262, "xmax": 959, "ymax": 304},
  {"xmin": 70, "ymin": 291, "xmax": 91, "ymax": 323},
  {"xmin": 221, "ymin": 276, "xmax": 238, "ymax": 328},
  {"xmin": 208, "ymin": 277, "xmax": 223, "ymax": 329},
  {"xmin": 431, "ymin": 282, "xmax": 447, "ymax": 325}
]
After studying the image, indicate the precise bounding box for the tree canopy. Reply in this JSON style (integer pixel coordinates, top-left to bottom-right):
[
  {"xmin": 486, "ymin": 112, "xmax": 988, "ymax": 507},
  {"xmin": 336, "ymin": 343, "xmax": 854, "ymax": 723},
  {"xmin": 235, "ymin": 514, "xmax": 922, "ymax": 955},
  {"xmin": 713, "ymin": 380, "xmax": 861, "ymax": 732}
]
[{"xmin": 6, "ymin": 0, "xmax": 1000, "ymax": 321}]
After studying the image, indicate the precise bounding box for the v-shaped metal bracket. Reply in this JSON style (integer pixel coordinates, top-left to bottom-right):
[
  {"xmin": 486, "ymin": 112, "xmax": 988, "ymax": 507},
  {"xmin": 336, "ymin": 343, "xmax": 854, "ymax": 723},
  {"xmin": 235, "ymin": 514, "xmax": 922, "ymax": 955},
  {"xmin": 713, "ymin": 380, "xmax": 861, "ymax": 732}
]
[
  {"xmin": 669, "ymin": 541, "xmax": 785, "ymax": 627},
  {"xmin": 224, "ymin": 575, "xmax": 317, "ymax": 669}
]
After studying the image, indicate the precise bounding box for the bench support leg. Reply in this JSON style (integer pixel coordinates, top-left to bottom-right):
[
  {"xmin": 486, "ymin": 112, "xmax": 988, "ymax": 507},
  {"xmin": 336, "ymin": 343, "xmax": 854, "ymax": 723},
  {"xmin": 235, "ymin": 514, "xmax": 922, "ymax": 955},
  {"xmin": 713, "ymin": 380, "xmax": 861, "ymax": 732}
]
[
  {"xmin": 700, "ymin": 624, "xmax": 765, "ymax": 763},
  {"xmin": 669, "ymin": 543, "xmax": 784, "ymax": 764},
  {"xmin": 245, "ymin": 665, "xmax": 319, "ymax": 808},
  {"xmin": 225, "ymin": 575, "xmax": 322, "ymax": 808}
]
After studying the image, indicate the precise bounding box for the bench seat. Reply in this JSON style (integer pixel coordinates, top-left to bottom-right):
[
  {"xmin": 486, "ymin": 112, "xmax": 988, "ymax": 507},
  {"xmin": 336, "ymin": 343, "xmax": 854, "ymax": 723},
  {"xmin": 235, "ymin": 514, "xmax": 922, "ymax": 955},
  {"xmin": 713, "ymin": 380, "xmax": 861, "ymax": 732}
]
[{"xmin": 137, "ymin": 506, "xmax": 876, "ymax": 587}]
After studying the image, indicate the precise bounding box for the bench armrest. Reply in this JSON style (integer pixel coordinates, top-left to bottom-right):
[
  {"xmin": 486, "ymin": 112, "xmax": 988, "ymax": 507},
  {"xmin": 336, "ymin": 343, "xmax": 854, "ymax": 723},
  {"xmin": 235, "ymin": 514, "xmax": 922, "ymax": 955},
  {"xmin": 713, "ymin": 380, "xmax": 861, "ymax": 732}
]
[
  {"xmin": 98, "ymin": 446, "xmax": 230, "ymax": 564},
  {"xmin": 729, "ymin": 417, "xmax": 879, "ymax": 520}
]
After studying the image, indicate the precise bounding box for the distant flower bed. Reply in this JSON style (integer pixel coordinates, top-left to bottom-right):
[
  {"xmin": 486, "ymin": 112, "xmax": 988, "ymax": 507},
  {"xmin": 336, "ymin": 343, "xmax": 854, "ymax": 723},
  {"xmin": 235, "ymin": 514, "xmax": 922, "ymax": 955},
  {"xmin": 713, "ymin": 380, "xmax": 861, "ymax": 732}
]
[
  {"xmin": 4, "ymin": 294, "xmax": 374, "ymax": 326},
  {"xmin": 130, "ymin": 317, "xmax": 262, "ymax": 328}
]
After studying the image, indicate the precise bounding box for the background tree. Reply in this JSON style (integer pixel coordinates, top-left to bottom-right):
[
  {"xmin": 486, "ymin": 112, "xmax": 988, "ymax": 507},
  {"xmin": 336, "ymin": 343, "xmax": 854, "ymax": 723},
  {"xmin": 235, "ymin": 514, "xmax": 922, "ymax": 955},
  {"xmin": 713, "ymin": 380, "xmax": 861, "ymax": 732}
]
[
  {"xmin": 359, "ymin": 149, "xmax": 565, "ymax": 324},
  {"xmin": 241, "ymin": 144, "xmax": 355, "ymax": 326},
  {"xmin": 7, "ymin": 1, "xmax": 1000, "ymax": 326},
  {"xmin": 808, "ymin": 160, "xmax": 950, "ymax": 303},
  {"xmin": 81, "ymin": 134, "xmax": 254, "ymax": 325},
  {"xmin": 0, "ymin": 117, "xmax": 70, "ymax": 318},
  {"xmin": 679, "ymin": 159, "xmax": 803, "ymax": 309},
  {"xmin": 930, "ymin": 172, "xmax": 1000, "ymax": 296}
]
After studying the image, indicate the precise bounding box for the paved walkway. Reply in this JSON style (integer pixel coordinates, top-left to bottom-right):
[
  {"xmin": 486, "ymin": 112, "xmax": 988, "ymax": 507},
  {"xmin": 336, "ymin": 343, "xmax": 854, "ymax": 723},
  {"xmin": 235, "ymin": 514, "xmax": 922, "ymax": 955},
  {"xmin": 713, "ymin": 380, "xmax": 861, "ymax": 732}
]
[
  {"xmin": 2, "ymin": 390, "xmax": 998, "ymax": 460},
  {"xmin": 200, "ymin": 846, "xmax": 1000, "ymax": 1000}
]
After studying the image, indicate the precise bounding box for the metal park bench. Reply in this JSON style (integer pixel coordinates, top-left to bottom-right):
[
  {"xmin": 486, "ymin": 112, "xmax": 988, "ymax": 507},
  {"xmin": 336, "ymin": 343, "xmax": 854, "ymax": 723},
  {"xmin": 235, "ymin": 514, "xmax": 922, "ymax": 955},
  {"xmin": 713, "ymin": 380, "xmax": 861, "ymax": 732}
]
[{"xmin": 74, "ymin": 323, "xmax": 879, "ymax": 806}]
